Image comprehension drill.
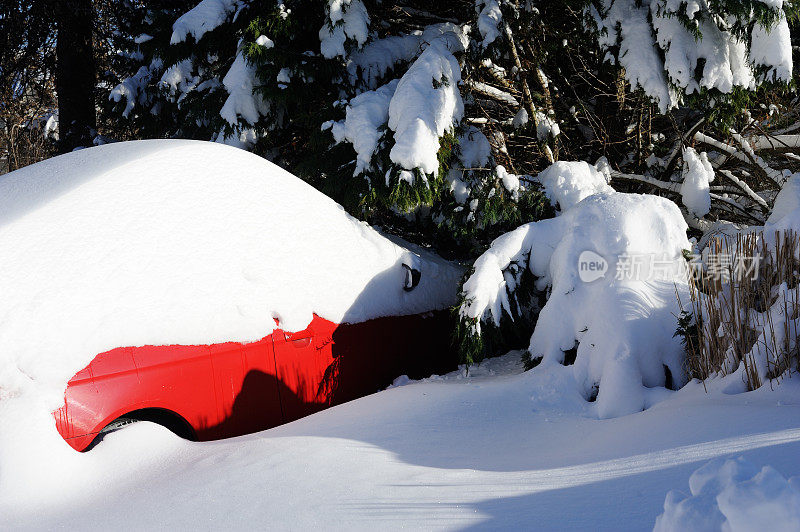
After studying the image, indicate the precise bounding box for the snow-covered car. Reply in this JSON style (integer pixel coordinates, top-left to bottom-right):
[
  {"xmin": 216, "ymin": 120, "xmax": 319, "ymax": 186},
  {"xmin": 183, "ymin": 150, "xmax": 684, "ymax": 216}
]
[{"xmin": 0, "ymin": 140, "xmax": 462, "ymax": 451}]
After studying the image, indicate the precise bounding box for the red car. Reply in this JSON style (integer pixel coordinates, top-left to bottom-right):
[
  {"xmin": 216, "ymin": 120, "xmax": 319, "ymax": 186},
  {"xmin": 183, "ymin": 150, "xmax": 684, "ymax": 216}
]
[
  {"xmin": 54, "ymin": 310, "xmax": 457, "ymax": 451},
  {"xmin": 28, "ymin": 141, "xmax": 462, "ymax": 452}
]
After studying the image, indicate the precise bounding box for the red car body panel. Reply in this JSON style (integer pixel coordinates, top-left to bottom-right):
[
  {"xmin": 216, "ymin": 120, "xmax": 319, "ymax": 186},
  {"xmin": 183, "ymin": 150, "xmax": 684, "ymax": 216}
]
[{"xmin": 54, "ymin": 312, "xmax": 456, "ymax": 451}]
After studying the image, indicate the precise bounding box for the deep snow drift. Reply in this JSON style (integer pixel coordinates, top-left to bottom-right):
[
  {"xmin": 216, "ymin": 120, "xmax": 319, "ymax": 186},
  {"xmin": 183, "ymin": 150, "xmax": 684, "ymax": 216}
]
[
  {"xmin": 2, "ymin": 351, "xmax": 799, "ymax": 530},
  {"xmin": 655, "ymin": 456, "xmax": 800, "ymax": 531},
  {"xmin": 0, "ymin": 140, "xmax": 461, "ymax": 499}
]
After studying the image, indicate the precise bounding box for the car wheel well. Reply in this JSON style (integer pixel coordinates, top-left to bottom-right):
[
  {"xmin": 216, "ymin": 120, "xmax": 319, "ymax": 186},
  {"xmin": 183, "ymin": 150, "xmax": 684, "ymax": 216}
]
[{"xmin": 105, "ymin": 408, "xmax": 197, "ymax": 441}]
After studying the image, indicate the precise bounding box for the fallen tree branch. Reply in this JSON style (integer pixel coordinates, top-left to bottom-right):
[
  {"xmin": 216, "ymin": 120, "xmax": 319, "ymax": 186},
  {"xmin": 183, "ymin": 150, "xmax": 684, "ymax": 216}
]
[
  {"xmin": 610, "ymin": 170, "xmax": 680, "ymax": 193},
  {"xmin": 717, "ymin": 169, "xmax": 769, "ymax": 212},
  {"xmin": 463, "ymin": 80, "xmax": 519, "ymax": 106}
]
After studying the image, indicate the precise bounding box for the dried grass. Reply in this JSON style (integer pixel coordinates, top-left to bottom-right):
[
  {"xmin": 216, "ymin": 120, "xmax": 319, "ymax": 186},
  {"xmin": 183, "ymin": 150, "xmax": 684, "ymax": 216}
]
[{"xmin": 680, "ymin": 230, "xmax": 800, "ymax": 390}]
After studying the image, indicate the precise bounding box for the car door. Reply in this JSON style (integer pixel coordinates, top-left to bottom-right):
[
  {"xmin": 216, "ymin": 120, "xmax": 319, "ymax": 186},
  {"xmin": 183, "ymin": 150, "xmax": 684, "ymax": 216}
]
[
  {"xmin": 272, "ymin": 315, "xmax": 337, "ymax": 422},
  {"xmin": 205, "ymin": 335, "xmax": 284, "ymax": 438}
]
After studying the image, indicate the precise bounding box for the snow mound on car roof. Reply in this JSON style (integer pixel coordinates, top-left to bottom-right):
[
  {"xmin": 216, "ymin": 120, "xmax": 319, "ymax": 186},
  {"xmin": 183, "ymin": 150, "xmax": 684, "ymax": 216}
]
[{"xmin": 0, "ymin": 140, "xmax": 461, "ymax": 405}]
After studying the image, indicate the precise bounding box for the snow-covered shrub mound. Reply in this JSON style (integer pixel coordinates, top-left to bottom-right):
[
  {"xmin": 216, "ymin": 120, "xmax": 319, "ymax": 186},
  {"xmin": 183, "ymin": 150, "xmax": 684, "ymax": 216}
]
[
  {"xmin": 461, "ymin": 162, "xmax": 691, "ymax": 418},
  {"xmin": 0, "ymin": 140, "xmax": 461, "ymax": 451},
  {"xmin": 534, "ymin": 160, "xmax": 613, "ymax": 212},
  {"xmin": 654, "ymin": 457, "xmax": 800, "ymax": 532}
]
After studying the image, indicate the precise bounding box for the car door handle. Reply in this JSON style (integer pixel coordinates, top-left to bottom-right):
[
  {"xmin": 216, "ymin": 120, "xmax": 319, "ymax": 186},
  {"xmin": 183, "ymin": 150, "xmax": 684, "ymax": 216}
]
[{"xmin": 284, "ymin": 331, "xmax": 313, "ymax": 347}]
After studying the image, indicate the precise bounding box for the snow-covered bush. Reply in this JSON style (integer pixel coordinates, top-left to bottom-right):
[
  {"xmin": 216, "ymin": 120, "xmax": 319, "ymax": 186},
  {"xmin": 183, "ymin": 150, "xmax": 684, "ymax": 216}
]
[
  {"xmin": 459, "ymin": 161, "xmax": 692, "ymax": 417},
  {"xmin": 654, "ymin": 457, "xmax": 800, "ymax": 531}
]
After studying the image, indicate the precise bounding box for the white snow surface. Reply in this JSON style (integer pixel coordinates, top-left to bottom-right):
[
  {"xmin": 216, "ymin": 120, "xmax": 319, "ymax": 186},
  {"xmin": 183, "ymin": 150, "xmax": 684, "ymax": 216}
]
[
  {"xmin": 170, "ymin": 0, "xmax": 238, "ymax": 45},
  {"xmin": 462, "ymin": 163, "xmax": 691, "ymax": 417},
  {"xmin": 681, "ymin": 147, "xmax": 714, "ymax": 218},
  {"xmin": 3, "ymin": 351, "xmax": 800, "ymax": 530},
  {"xmin": 655, "ymin": 456, "xmax": 800, "ymax": 531},
  {"xmin": 0, "ymin": 140, "xmax": 461, "ymax": 455}
]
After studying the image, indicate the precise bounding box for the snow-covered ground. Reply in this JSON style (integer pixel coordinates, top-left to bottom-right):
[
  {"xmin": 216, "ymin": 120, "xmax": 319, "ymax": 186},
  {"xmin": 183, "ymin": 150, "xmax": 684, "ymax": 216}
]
[
  {"xmin": 2, "ymin": 141, "xmax": 799, "ymax": 530},
  {"xmin": 4, "ymin": 352, "xmax": 799, "ymax": 530}
]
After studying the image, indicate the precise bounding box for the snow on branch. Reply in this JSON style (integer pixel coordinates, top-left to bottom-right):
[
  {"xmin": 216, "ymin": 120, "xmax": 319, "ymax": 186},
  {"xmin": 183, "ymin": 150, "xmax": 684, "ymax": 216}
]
[
  {"xmin": 593, "ymin": 0, "xmax": 792, "ymax": 112},
  {"xmin": 171, "ymin": 0, "xmax": 239, "ymax": 45},
  {"xmin": 387, "ymin": 37, "xmax": 465, "ymax": 176}
]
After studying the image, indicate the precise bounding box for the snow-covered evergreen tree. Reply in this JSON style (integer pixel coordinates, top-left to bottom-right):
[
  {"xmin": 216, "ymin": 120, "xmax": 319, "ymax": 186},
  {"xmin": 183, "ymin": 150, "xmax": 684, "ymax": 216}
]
[
  {"xmin": 106, "ymin": 1, "xmax": 559, "ymax": 255},
  {"xmin": 106, "ymin": 0, "xmax": 797, "ymax": 265},
  {"xmin": 590, "ymin": 0, "xmax": 796, "ymax": 116}
]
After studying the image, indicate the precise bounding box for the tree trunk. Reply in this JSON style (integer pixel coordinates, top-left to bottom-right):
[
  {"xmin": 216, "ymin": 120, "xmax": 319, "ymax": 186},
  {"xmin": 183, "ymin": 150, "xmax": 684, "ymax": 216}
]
[{"xmin": 55, "ymin": 0, "xmax": 96, "ymax": 153}]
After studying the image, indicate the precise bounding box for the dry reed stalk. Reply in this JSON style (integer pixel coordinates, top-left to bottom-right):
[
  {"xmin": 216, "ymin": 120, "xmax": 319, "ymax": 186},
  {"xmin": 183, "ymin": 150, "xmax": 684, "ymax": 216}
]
[{"xmin": 680, "ymin": 230, "xmax": 800, "ymax": 390}]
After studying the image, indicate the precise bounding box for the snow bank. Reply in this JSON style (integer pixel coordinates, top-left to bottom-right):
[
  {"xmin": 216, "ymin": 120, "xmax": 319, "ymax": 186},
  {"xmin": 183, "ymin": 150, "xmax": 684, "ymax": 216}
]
[
  {"xmin": 0, "ymin": 140, "xmax": 461, "ymax": 432},
  {"xmin": 3, "ymin": 346, "xmax": 800, "ymax": 527},
  {"xmin": 461, "ymin": 162, "xmax": 691, "ymax": 417},
  {"xmin": 654, "ymin": 457, "xmax": 800, "ymax": 531}
]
